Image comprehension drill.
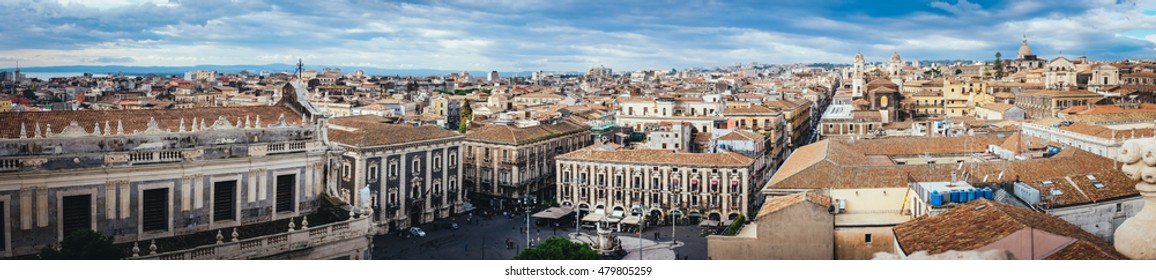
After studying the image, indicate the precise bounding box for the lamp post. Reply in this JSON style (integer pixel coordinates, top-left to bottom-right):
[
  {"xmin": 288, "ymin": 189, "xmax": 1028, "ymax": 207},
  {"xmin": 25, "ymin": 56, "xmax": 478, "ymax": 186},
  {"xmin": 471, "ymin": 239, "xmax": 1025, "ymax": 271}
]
[{"xmin": 670, "ymin": 193, "xmax": 676, "ymax": 249}]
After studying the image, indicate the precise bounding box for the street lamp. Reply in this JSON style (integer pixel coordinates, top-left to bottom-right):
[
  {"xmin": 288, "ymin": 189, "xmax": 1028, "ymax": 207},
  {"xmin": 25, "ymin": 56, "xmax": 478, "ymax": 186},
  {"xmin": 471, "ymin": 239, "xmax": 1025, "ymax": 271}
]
[{"xmin": 670, "ymin": 193, "xmax": 676, "ymax": 249}]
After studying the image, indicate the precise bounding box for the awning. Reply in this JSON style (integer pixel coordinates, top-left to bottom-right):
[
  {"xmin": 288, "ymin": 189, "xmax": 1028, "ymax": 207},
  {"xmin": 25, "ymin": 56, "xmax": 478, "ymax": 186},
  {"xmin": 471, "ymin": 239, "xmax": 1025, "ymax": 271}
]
[
  {"xmin": 621, "ymin": 216, "xmax": 641, "ymax": 225},
  {"xmin": 582, "ymin": 213, "xmax": 605, "ymax": 222},
  {"xmin": 721, "ymin": 219, "xmax": 734, "ymax": 227},
  {"xmin": 531, "ymin": 207, "xmax": 574, "ymax": 219},
  {"xmin": 698, "ymin": 220, "xmax": 721, "ymax": 227}
]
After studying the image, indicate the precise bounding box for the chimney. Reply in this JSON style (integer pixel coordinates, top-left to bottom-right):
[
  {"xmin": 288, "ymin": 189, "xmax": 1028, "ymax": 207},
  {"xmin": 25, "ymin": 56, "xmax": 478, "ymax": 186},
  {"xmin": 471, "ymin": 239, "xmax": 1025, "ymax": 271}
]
[{"xmin": 950, "ymin": 170, "xmax": 958, "ymax": 185}]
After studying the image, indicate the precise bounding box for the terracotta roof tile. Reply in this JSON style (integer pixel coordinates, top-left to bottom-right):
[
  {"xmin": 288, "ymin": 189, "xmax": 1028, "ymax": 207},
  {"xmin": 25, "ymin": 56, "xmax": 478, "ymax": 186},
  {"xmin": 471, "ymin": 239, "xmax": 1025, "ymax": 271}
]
[
  {"xmin": 464, "ymin": 117, "xmax": 589, "ymax": 145},
  {"xmin": 328, "ymin": 115, "xmax": 461, "ymax": 147},
  {"xmin": 717, "ymin": 130, "xmax": 763, "ymax": 141},
  {"xmin": 766, "ymin": 136, "xmax": 1138, "ymax": 201},
  {"xmin": 557, "ymin": 148, "xmax": 753, "ymax": 167},
  {"xmin": 893, "ymin": 199, "xmax": 1125, "ymax": 259},
  {"xmin": 0, "ymin": 105, "xmax": 302, "ymax": 139},
  {"xmin": 756, "ymin": 191, "xmax": 831, "ymax": 218}
]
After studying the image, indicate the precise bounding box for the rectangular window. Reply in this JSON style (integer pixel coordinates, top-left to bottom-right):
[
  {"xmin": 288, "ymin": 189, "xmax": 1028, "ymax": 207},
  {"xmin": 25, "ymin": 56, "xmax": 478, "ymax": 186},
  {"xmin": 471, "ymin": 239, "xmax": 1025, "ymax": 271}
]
[
  {"xmin": 865, "ymin": 234, "xmax": 873, "ymax": 244},
  {"xmin": 61, "ymin": 195, "xmax": 91, "ymax": 237},
  {"xmin": 276, "ymin": 174, "xmax": 296, "ymax": 213},
  {"xmin": 142, "ymin": 188, "xmax": 168, "ymax": 232},
  {"xmin": 213, "ymin": 181, "xmax": 237, "ymax": 222},
  {"xmin": 369, "ymin": 165, "xmax": 378, "ymax": 181}
]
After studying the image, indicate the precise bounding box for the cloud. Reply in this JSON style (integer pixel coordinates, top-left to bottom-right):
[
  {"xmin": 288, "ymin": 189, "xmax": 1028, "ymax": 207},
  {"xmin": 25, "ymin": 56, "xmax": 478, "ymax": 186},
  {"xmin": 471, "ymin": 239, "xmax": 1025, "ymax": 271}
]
[
  {"xmin": 0, "ymin": 0, "xmax": 1153, "ymax": 71},
  {"xmin": 930, "ymin": 0, "xmax": 990, "ymax": 17},
  {"xmin": 89, "ymin": 56, "xmax": 135, "ymax": 64}
]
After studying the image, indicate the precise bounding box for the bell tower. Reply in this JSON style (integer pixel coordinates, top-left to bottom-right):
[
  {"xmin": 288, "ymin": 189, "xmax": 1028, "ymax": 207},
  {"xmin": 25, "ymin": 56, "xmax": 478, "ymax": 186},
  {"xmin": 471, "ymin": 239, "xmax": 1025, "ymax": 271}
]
[{"xmin": 852, "ymin": 51, "xmax": 865, "ymax": 98}]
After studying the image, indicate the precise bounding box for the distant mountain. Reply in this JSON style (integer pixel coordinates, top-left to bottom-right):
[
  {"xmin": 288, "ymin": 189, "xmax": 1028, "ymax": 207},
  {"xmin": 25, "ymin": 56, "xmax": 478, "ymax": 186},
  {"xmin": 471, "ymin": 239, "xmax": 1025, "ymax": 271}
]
[{"xmin": 0, "ymin": 64, "xmax": 538, "ymax": 78}]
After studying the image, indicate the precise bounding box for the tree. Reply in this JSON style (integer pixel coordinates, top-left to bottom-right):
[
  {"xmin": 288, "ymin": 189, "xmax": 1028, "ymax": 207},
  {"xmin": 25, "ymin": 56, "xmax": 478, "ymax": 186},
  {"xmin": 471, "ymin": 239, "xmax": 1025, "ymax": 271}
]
[
  {"xmin": 923, "ymin": 68, "xmax": 941, "ymax": 78},
  {"xmin": 40, "ymin": 229, "xmax": 126, "ymax": 260},
  {"xmin": 993, "ymin": 52, "xmax": 1005, "ymax": 79},
  {"xmin": 458, "ymin": 99, "xmax": 473, "ymax": 134},
  {"xmin": 513, "ymin": 236, "xmax": 601, "ymax": 260},
  {"xmin": 954, "ymin": 69, "xmax": 963, "ymax": 75},
  {"xmin": 22, "ymin": 88, "xmax": 36, "ymax": 101}
]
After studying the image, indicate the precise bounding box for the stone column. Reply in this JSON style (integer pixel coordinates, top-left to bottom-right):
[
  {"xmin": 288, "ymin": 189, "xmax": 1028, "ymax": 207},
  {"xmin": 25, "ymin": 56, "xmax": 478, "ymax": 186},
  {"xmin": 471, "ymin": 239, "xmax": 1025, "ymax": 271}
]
[
  {"xmin": 1115, "ymin": 137, "xmax": 1156, "ymax": 259},
  {"xmin": 193, "ymin": 175, "xmax": 204, "ymax": 209},
  {"xmin": 257, "ymin": 168, "xmax": 267, "ymax": 202},
  {"xmin": 179, "ymin": 175, "xmax": 190, "ymax": 210},
  {"xmin": 248, "ymin": 170, "xmax": 258, "ymax": 203}
]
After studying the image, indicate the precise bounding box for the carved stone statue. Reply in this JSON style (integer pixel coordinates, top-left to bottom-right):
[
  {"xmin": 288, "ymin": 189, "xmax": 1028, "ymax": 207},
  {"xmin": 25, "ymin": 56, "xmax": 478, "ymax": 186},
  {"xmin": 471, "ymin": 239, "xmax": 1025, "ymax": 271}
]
[{"xmin": 1114, "ymin": 137, "xmax": 1156, "ymax": 259}]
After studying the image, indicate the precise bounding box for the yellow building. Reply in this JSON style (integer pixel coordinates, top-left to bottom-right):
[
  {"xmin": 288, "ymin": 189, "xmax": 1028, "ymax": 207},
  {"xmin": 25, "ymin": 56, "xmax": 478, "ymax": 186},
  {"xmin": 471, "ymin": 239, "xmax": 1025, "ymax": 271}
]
[
  {"xmin": 0, "ymin": 96, "xmax": 11, "ymax": 112},
  {"xmin": 942, "ymin": 78, "xmax": 988, "ymax": 117}
]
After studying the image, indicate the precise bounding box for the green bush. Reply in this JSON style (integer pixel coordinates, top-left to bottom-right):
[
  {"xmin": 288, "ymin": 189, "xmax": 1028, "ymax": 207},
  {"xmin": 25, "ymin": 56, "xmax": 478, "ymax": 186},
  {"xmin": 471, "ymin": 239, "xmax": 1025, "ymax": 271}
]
[
  {"xmin": 722, "ymin": 214, "xmax": 746, "ymax": 236},
  {"xmin": 513, "ymin": 236, "xmax": 601, "ymax": 260}
]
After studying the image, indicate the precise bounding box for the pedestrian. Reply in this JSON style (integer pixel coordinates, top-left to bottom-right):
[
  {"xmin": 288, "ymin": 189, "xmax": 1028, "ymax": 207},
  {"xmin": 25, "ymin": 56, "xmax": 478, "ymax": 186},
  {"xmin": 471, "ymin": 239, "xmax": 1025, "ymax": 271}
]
[{"xmin": 654, "ymin": 232, "xmax": 660, "ymax": 241}]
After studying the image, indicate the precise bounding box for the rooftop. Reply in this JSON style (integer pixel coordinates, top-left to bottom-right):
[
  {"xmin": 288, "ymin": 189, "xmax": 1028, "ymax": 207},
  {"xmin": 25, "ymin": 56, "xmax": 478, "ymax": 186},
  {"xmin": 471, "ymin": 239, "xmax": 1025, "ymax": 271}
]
[
  {"xmin": 328, "ymin": 115, "xmax": 461, "ymax": 147},
  {"xmin": 893, "ymin": 199, "xmax": 1125, "ymax": 260},
  {"xmin": 765, "ymin": 136, "xmax": 1139, "ymax": 206},
  {"xmin": 557, "ymin": 147, "xmax": 753, "ymax": 167},
  {"xmin": 0, "ymin": 105, "xmax": 304, "ymax": 139},
  {"xmin": 464, "ymin": 117, "xmax": 589, "ymax": 145}
]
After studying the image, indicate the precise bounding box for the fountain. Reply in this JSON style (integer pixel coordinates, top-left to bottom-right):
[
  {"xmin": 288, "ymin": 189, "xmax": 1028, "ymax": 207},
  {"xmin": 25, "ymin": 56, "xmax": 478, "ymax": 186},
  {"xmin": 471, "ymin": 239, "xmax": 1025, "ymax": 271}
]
[{"xmin": 590, "ymin": 217, "xmax": 623, "ymax": 256}]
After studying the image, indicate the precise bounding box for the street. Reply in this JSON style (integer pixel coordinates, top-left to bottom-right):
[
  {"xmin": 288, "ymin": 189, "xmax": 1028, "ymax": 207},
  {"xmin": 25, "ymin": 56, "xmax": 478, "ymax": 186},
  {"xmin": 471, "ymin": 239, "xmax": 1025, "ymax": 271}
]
[{"xmin": 371, "ymin": 212, "xmax": 710, "ymax": 260}]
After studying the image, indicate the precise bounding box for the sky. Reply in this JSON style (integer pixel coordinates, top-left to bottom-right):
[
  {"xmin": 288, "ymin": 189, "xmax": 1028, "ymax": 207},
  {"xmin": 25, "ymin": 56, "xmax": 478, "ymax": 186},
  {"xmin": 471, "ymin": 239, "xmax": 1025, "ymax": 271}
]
[{"xmin": 0, "ymin": 0, "xmax": 1155, "ymax": 72}]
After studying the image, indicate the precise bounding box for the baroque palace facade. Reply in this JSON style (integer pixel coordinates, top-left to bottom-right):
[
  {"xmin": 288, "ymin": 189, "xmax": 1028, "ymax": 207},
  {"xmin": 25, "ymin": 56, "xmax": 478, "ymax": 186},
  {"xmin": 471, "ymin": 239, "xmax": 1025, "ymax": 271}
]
[
  {"xmin": 555, "ymin": 147, "xmax": 755, "ymax": 227},
  {"xmin": 0, "ymin": 81, "xmax": 373, "ymax": 260}
]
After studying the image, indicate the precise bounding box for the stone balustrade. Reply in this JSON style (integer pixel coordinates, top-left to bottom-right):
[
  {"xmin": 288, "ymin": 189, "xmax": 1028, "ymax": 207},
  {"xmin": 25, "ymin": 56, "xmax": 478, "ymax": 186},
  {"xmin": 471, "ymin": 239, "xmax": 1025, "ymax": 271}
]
[{"xmin": 129, "ymin": 216, "xmax": 371, "ymax": 260}]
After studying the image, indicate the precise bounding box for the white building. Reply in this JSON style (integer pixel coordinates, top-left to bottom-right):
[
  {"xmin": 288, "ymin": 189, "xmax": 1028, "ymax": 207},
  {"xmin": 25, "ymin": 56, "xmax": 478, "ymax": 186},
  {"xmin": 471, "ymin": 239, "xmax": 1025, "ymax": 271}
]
[{"xmin": 556, "ymin": 147, "xmax": 755, "ymax": 228}]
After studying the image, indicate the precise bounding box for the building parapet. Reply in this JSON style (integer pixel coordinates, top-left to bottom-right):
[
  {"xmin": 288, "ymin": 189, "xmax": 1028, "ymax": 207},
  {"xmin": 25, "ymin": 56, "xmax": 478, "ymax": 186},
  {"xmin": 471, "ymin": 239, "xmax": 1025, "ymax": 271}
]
[{"xmin": 129, "ymin": 216, "xmax": 372, "ymax": 260}]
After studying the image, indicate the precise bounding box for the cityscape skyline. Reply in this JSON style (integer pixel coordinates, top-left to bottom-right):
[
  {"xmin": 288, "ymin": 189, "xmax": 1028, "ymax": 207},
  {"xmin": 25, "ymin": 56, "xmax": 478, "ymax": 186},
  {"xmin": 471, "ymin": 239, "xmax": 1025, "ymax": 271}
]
[{"xmin": 1, "ymin": 0, "xmax": 1155, "ymax": 72}]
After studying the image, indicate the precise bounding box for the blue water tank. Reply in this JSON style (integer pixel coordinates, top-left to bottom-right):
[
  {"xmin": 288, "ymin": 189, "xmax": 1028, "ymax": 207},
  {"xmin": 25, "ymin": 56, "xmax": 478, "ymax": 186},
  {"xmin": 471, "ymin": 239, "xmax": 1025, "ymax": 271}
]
[
  {"xmin": 930, "ymin": 191, "xmax": 943, "ymax": 206},
  {"xmin": 966, "ymin": 189, "xmax": 977, "ymax": 202},
  {"xmin": 950, "ymin": 190, "xmax": 960, "ymax": 203},
  {"xmin": 983, "ymin": 188, "xmax": 994, "ymax": 200}
]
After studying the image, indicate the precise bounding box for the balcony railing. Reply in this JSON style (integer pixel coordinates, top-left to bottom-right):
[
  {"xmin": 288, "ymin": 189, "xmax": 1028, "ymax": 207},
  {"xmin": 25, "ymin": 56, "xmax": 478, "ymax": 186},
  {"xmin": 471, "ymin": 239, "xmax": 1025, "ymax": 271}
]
[
  {"xmin": 129, "ymin": 151, "xmax": 183, "ymax": 164},
  {"xmin": 0, "ymin": 159, "xmax": 19, "ymax": 171},
  {"xmin": 267, "ymin": 141, "xmax": 308, "ymax": 155},
  {"xmin": 130, "ymin": 216, "xmax": 371, "ymax": 260}
]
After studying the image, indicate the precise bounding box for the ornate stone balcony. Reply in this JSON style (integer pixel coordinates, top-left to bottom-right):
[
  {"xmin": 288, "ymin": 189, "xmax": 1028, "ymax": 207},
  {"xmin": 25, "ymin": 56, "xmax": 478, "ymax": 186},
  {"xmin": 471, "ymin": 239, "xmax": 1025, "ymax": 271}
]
[{"xmin": 128, "ymin": 216, "xmax": 372, "ymax": 260}]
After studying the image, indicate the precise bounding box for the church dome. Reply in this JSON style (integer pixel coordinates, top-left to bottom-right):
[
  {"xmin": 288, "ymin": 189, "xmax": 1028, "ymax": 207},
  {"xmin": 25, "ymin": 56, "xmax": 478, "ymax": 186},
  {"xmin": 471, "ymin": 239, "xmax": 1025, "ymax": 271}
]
[
  {"xmin": 890, "ymin": 51, "xmax": 901, "ymax": 63},
  {"xmin": 1018, "ymin": 36, "xmax": 1032, "ymax": 59},
  {"xmin": 854, "ymin": 51, "xmax": 865, "ymax": 64}
]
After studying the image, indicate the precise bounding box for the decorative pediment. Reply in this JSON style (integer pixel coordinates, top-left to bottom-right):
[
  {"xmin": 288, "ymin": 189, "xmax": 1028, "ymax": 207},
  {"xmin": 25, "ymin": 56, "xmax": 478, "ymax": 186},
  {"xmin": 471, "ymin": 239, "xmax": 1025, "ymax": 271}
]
[
  {"xmin": 209, "ymin": 116, "xmax": 234, "ymax": 130},
  {"xmin": 56, "ymin": 121, "xmax": 92, "ymax": 138},
  {"xmin": 139, "ymin": 117, "xmax": 167, "ymax": 134},
  {"xmin": 270, "ymin": 114, "xmax": 290, "ymax": 128}
]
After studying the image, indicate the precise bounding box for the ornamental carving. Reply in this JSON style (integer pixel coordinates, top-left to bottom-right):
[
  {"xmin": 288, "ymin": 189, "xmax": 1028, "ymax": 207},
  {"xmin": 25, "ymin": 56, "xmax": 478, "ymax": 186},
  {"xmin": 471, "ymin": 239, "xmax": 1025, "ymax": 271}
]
[
  {"xmin": 1114, "ymin": 138, "xmax": 1156, "ymax": 259},
  {"xmin": 21, "ymin": 158, "xmax": 47, "ymax": 167},
  {"xmin": 249, "ymin": 145, "xmax": 268, "ymax": 157},
  {"xmin": 104, "ymin": 153, "xmax": 129, "ymax": 164},
  {"xmin": 56, "ymin": 121, "xmax": 93, "ymax": 138},
  {"xmin": 182, "ymin": 149, "xmax": 204, "ymax": 159}
]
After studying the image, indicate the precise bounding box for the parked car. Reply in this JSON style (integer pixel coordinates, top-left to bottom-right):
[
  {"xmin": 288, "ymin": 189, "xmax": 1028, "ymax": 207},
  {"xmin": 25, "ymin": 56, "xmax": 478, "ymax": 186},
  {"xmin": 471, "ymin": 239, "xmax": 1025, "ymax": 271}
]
[
  {"xmin": 408, "ymin": 227, "xmax": 426, "ymax": 238},
  {"xmin": 447, "ymin": 222, "xmax": 459, "ymax": 230}
]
